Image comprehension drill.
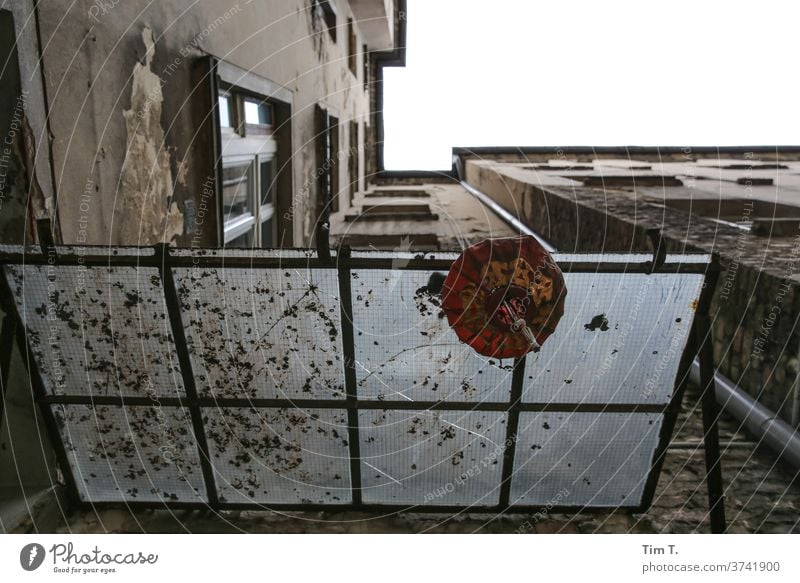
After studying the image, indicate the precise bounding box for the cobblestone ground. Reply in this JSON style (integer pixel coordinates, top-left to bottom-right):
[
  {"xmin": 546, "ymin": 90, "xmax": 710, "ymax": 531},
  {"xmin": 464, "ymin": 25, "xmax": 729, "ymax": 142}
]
[{"xmin": 17, "ymin": 386, "xmax": 800, "ymax": 534}]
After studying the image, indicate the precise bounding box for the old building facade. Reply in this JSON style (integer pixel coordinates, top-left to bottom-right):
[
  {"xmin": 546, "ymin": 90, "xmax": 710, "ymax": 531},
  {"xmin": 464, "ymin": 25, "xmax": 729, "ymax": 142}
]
[{"xmin": 1, "ymin": 0, "xmax": 403, "ymax": 249}]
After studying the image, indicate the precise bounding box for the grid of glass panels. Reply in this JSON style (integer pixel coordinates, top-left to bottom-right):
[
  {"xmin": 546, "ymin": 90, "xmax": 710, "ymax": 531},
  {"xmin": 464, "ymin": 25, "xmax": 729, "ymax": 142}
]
[{"xmin": 2, "ymin": 249, "xmax": 709, "ymax": 510}]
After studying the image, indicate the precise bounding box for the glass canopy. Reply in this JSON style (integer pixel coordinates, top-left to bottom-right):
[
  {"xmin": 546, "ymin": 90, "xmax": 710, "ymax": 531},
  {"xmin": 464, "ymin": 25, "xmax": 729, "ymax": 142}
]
[{"xmin": 0, "ymin": 246, "xmax": 710, "ymax": 511}]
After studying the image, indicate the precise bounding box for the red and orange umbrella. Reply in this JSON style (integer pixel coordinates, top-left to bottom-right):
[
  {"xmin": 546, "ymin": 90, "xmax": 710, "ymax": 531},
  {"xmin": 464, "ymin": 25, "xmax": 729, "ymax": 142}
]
[{"xmin": 441, "ymin": 236, "xmax": 567, "ymax": 359}]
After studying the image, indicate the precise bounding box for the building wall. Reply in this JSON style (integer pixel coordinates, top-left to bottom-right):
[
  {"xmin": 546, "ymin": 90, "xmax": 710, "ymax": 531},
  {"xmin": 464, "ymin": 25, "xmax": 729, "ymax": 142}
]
[
  {"xmin": 465, "ymin": 154, "xmax": 800, "ymax": 428},
  {"xmin": 33, "ymin": 0, "xmax": 372, "ymax": 247}
]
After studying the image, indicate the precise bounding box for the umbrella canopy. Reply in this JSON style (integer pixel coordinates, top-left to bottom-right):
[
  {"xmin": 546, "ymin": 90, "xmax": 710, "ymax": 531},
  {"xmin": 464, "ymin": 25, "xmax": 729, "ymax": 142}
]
[{"xmin": 441, "ymin": 236, "xmax": 567, "ymax": 359}]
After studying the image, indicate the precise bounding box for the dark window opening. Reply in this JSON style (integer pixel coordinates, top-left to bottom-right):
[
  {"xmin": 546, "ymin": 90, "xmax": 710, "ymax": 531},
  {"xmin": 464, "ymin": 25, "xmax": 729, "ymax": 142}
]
[
  {"xmin": 347, "ymin": 18, "xmax": 357, "ymax": 76},
  {"xmin": 362, "ymin": 43, "xmax": 369, "ymax": 92},
  {"xmin": 349, "ymin": 121, "xmax": 359, "ymax": 203},
  {"xmin": 315, "ymin": 0, "xmax": 337, "ymax": 42},
  {"xmin": 316, "ymin": 105, "xmax": 340, "ymax": 215}
]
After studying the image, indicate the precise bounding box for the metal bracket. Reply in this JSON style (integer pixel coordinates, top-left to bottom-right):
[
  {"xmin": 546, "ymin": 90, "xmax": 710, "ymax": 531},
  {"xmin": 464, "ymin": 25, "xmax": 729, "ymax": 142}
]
[
  {"xmin": 36, "ymin": 218, "xmax": 55, "ymax": 257},
  {"xmin": 643, "ymin": 228, "xmax": 667, "ymax": 274}
]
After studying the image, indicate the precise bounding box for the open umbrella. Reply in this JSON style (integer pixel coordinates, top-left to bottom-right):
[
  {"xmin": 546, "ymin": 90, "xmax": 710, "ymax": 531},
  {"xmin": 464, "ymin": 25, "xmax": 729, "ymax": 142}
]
[{"xmin": 441, "ymin": 236, "xmax": 567, "ymax": 359}]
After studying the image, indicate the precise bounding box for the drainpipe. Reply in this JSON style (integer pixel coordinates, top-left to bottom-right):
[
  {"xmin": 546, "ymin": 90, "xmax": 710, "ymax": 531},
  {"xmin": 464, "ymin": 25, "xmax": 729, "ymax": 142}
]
[
  {"xmin": 459, "ymin": 181, "xmax": 555, "ymax": 253},
  {"xmin": 690, "ymin": 362, "xmax": 800, "ymax": 469},
  {"xmin": 462, "ymin": 178, "xmax": 800, "ymax": 470}
]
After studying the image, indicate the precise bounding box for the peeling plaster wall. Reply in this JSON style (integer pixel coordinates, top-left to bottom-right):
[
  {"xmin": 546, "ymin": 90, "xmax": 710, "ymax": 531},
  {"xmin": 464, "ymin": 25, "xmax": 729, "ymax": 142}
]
[
  {"xmin": 36, "ymin": 0, "xmax": 371, "ymax": 246},
  {"xmin": 118, "ymin": 27, "xmax": 183, "ymax": 245}
]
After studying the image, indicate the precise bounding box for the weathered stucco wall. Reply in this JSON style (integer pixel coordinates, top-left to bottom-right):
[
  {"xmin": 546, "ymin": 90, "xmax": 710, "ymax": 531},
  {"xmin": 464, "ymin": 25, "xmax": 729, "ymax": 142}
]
[{"xmin": 36, "ymin": 0, "xmax": 371, "ymax": 246}]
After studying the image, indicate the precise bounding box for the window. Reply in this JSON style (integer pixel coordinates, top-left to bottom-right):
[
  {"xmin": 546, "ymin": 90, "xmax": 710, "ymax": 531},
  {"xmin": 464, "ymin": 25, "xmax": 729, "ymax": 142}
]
[
  {"xmin": 218, "ymin": 95, "xmax": 232, "ymax": 128},
  {"xmin": 221, "ymin": 160, "xmax": 256, "ymax": 247},
  {"xmin": 244, "ymin": 99, "xmax": 272, "ymax": 126},
  {"xmin": 362, "ymin": 43, "xmax": 369, "ymax": 92},
  {"xmin": 243, "ymin": 98, "xmax": 273, "ymax": 136},
  {"xmin": 259, "ymin": 157, "xmax": 277, "ymax": 244},
  {"xmin": 349, "ymin": 121, "xmax": 359, "ymax": 203},
  {"xmin": 212, "ymin": 59, "xmax": 293, "ymax": 248},
  {"xmin": 347, "ymin": 18, "xmax": 357, "ymax": 76},
  {"xmin": 218, "ymin": 90, "xmax": 279, "ymax": 247},
  {"xmin": 316, "ymin": 105, "xmax": 340, "ymax": 215},
  {"xmin": 315, "ymin": 0, "xmax": 337, "ymax": 42}
]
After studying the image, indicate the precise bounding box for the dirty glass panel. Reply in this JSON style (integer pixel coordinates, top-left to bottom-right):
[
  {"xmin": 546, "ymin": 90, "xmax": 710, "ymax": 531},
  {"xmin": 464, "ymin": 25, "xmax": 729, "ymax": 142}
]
[
  {"xmin": 359, "ymin": 410, "xmax": 507, "ymax": 506},
  {"xmin": 175, "ymin": 267, "xmax": 344, "ymax": 399},
  {"xmin": 6, "ymin": 265, "xmax": 183, "ymax": 397},
  {"xmin": 510, "ymin": 412, "xmax": 662, "ymax": 507},
  {"xmin": 351, "ymin": 269, "xmax": 513, "ymax": 402},
  {"xmin": 52, "ymin": 404, "xmax": 207, "ymax": 503},
  {"xmin": 523, "ymin": 273, "xmax": 703, "ymax": 405},
  {"xmin": 204, "ymin": 407, "xmax": 351, "ymax": 504}
]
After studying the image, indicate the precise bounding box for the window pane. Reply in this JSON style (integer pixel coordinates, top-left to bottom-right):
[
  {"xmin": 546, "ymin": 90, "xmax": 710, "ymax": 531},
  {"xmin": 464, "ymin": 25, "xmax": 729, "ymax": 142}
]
[
  {"xmin": 350, "ymin": 269, "xmax": 513, "ymax": 402},
  {"xmin": 511, "ymin": 412, "xmax": 662, "ymax": 507},
  {"xmin": 226, "ymin": 228, "xmax": 254, "ymax": 248},
  {"xmin": 5, "ymin": 264, "xmax": 183, "ymax": 398},
  {"xmin": 358, "ymin": 409, "xmax": 507, "ymax": 506},
  {"xmin": 51, "ymin": 404, "xmax": 207, "ymax": 503},
  {"xmin": 261, "ymin": 217, "xmax": 273, "ymax": 247},
  {"xmin": 260, "ymin": 159, "xmax": 275, "ymax": 205},
  {"xmin": 244, "ymin": 100, "xmax": 271, "ymax": 125},
  {"xmin": 218, "ymin": 95, "xmax": 231, "ymax": 128},
  {"xmin": 522, "ymin": 272, "xmax": 703, "ymax": 405},
  {"xmin": 222, "ymin": 162, "xmax": 254, "ymax": 219},
  {"xmin": 204, "ymin": 407, "xmax": 351, "ymax": 504},
  {"xmin": 174, "ymin": 266, "xmax": 344, "ymax": 399}
]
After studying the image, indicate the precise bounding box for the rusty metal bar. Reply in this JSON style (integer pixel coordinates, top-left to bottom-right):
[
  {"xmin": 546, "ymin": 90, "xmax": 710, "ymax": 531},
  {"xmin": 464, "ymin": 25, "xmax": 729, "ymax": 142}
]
[
  {"xmin": 498, "ymin": 356, "xmax": 526, "ymax": 508},
  {"xmin": 336, "ymin": 246, "xmax": 362, "ymax": 504},
  {"xmin": 36, "ymin": 394, "xmax": 666, "ymax": 414},
  {"xmin": 156, "ymin": 244, "xmax": 219, "ymax": 508},
  {"xmin": 0, "ymin": 247, "xmax": 714, "ymax": 274},
  {"xmin": 695, "ymin": 257, "xmax": 726, "ymax": 534}
]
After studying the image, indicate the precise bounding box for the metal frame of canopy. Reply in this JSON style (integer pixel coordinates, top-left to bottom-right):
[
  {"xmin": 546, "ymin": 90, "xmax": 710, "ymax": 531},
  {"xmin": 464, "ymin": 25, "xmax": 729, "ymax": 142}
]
[{"xmin": 0, "ymin": 243, "xmax": 726, "ymax": 533}]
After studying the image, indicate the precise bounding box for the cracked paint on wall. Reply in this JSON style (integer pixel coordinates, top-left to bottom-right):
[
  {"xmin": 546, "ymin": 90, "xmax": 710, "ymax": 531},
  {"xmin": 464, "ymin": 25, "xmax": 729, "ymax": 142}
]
[{"xmin": 118, "ymin": 26, "xmax": 183, "ymax": 245}]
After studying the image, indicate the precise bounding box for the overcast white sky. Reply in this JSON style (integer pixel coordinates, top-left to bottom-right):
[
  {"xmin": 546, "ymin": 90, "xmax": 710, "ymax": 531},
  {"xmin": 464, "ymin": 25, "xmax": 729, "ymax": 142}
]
[{"xmin": 382, "ymin": 0, "xmax": 800, "ymax": 170}]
